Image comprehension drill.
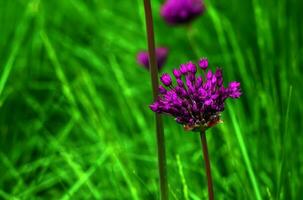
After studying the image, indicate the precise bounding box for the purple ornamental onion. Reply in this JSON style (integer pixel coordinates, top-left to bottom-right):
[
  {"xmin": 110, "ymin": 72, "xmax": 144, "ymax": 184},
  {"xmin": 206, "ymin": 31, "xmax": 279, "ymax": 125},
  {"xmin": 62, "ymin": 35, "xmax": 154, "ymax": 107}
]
[
  {"xmin": 149, "ymin": 58, "xmax": 241, "ymax": 131},
  {"xmin": 161, "ymin": 0, "xmax": 205, "ymax": 25},
  {"xmin": 137, "ymin": 47, "xmax": 168, "ymax": 70}
]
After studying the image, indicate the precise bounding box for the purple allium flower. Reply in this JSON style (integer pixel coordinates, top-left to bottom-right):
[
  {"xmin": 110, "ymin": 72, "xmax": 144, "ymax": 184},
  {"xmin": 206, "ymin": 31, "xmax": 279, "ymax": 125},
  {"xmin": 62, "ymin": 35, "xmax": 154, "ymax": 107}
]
[
  {"xmin": 161, "ymin": 0, "xmax": 205, "ymax": 25},
  {"xmin": 137, "ymin": 47, "xmax": 168, "ymax": 70},
  {"xmin": 149, "ymin": 58, "xmax": 241, "ymax": 131}
]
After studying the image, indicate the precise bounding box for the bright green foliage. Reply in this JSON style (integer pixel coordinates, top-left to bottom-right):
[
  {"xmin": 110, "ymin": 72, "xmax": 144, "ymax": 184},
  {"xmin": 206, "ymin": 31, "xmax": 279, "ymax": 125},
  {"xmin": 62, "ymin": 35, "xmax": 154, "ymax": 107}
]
[{"xmin": 0, "ymin": 0, "xmax": 302, "ymax": 199}]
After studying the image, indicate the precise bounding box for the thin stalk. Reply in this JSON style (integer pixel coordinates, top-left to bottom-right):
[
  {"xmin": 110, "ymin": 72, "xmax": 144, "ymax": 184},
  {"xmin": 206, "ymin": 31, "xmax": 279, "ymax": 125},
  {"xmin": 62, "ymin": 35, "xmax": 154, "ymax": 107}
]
[
  {"xmin": 200, "ymin": 131, "xmax": 214, "ymax": 200},
  {"xmin": 143, "ymin": 0, "xmax": 168, "ymax": 199}
]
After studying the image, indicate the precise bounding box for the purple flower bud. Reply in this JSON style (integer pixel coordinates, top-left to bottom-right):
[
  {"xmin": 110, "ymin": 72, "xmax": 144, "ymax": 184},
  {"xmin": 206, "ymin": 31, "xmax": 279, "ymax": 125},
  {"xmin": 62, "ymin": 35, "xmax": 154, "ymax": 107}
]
[
  {"xmin": 204, "ymin": 81, "xmax": 211, "ymax": 90},
  {"xmin": 204, "ymin": 99, "xmax": 213, "ymax": 106},
  {"xmin": 186, "ymin": 62, "xmax": 197, "ymax": 73},
  {"xmin": 195, "ymin": 77, "xmax": 203, "ymax": 88},
  {"xmin": 215, "ymin": 68, "xmax": 222, "ymax": 78},
  {"xmin": 173, "ymin": 69, "xmax": 182, "ymax": 78},
  {"xmin": 159, "ymin": 85, "xmax": 167, "ymax": 94},
  {"xmin": 176, "ymin": 86, "xmax": 187, "ymax": 96},
  {"xmin": 160, "ymin": 73, "xmax": 172, "ymax": 86},
  {"xmin": 177, "ymin": 78, "xmax": 184, "ymax": 87},
  {"xmin": 186, "ymin": 78, "xmax": 195, "ymax": 93},
  {"xmin": 228, "ymin": 82, "xmax": 241, "ymax": 98},
  {"xmin": 137, "ymin": 47, "xmax": 169, "ymax": 70},
  {"xmin": 199, "ymin": 58, "xmax": 208, "ymax": 70},
  {"xmin": 211, "ymin": 93, "xmax": 219, "ymax": 100},
  {"xmin": 162, "ymin": 103, "xmax": 171, "ymax": 112},
  {"xmin": 186, "ymin": 73, "xmax": 195, "ymax": 82},
  {"xmin": 206, "ymin": 70, "xmax": 212, "ymax": 80},
  {"xmin": 215, "ymin": 69, "xmax": 223, "ymax": 86},
  {"xmin": 217, "ymin": 78, "xmax": 223, "ymax": 86},
  {"xmin": 198, "ymin": 88, "xmax": 207, "ymax": 97},
  {"xmin": 160, "ymin": 0, "xmax": 205, "ymax": 25},
  {"xmin": 192, "ymin": 103, "xmax": 199, "ymax": 112},
  {"xmin": 182, "ymin": 99, "xmax": 189, "ymax": 106},
  {"xmin": 165, "ymin": 90, "xmax": 176, "ymax": 101},
  {"xmin": 150, "ymin": 102, "xmax": 160, "ymax": 112},
  {"xmin": 211, "ymin": 76, "xmax": 217, "ymax": 84},
  {"xmin": 188, "ymin": 118, "xmax": 195, "ymax": 125},
  {"xmin": 180, "ymin": 64, "xmax": 188, "ymax": 74},
  {"xmin": 229, "ymin": 81, "xmax": 240, "ymax": 88}
]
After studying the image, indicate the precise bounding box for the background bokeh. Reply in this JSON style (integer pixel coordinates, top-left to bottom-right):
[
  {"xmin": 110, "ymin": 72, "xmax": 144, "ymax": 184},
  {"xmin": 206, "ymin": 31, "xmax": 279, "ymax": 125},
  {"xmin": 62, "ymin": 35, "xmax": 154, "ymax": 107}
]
[{"xmin": 0, "ymin": 0, "xmax": 302, "ymax": 199}]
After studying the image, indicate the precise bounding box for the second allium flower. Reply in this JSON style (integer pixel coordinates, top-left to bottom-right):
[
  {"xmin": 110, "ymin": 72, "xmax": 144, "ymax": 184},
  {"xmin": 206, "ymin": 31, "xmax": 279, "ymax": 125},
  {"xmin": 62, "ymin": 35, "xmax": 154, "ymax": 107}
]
[
  {"xmin": 161, "ymin": 0, "xmax": 205, "ymax": 25},
  {"xmin": 150, "ymin": 58, "xmax": 241, "ymax": 131},
  {"xmin": 137, "ymin": 47, "xmax": 168, "ymax": 70}
]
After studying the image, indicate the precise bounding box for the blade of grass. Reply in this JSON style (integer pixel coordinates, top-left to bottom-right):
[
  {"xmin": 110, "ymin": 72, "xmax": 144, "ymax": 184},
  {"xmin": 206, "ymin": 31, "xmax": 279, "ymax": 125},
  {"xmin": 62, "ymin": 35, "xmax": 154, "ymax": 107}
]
[
  {"xmin": 176, "ymin": 154, "xmax": 189, "ymax": 200},
  {"xmin": 276, "ymin": 85, "xmax": 293, "ymax": 199},
  {"xmin": 0, "ymin": 153, "xmax": 26, "ymax": 195},
  {"xmin": 0, "ymin": 0, "xmax": 39, "ymax": 97},
  {"xmin": 40, "ymin": 30, "xmax": 83, "ymax": 127},
  {"xmin": 0, "ymin": 190, "xmax": 20, "ymax": 200},
  {"xmin": 61, "ymin": 148, "xmax": 110, "ymax": 200},
  {"xmin": 229, "ymin": 106, "xmax": 262, "ymax": 200},
  {"xmin": 113, "ymin": 153, "xmax": 140, "ymax": 200},
  {"xmin": 47, "ymin": 135, "xmax": 101, "ymax": 199}
]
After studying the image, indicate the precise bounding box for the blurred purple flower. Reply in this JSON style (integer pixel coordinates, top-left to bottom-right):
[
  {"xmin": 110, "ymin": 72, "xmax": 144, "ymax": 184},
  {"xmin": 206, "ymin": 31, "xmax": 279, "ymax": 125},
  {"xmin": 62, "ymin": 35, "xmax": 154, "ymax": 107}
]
[
  {"xmin": 161, "ymin": 0, "xmax": 205, "ymax": 25},
  {"xmin": 150, "ymin": 58, "xmax": 241, "ymax": 131},
  {"xmin": 137, "ymin": 47, "xmax": 168, "ymax": 70}
]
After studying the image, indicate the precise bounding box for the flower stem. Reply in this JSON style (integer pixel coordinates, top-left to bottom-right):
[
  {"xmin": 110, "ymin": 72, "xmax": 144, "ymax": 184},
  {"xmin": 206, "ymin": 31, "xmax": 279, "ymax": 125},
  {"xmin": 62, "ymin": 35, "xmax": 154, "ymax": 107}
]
[
  {"xmin": 200, "ymin": 131, "xmax": 214, "ymax": 200},
  {"xmin": 143, "ymin": 0, "xmax": 168, "ymax": 199}
]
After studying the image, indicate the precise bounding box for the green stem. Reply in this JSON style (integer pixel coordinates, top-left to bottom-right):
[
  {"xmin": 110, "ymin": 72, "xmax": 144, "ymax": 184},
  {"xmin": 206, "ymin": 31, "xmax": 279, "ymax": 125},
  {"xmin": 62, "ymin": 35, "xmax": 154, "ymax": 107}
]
[
  {"xmin": 200, "ymin": 131, "xmax": 214, "ymax": 200},
  {"xmin": 143, "ymin": 0, "xmax": 168, "ymax": 199}
]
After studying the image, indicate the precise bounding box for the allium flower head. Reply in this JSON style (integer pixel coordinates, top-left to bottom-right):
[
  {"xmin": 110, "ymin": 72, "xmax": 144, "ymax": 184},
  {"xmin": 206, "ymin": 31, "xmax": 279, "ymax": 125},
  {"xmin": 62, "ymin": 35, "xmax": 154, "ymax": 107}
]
[
  {"xmin": 137, "ymin": 47, "xmax": 168, "ymax": 70},
  {"xmin": 161, "ymin": 0, "xmax": 205, "ymax": 25},
  {"xmin": 150, "ymin": 58, "xmax": 241, "ymax": 131}
]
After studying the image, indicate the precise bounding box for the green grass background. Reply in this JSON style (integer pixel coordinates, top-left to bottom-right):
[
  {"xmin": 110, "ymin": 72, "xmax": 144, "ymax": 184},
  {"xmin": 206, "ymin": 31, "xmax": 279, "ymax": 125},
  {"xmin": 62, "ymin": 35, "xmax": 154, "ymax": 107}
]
[{"xmin": 0, "ymin": 0, "xmax": 302, "ymax": 199}]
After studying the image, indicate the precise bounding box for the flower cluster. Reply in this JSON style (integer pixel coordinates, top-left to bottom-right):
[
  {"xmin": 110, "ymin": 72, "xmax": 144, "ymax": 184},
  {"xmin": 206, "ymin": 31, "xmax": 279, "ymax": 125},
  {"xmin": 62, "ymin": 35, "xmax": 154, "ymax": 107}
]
[
  {"xmin": 137, "ymin": 47, "xmax": 168, "ymax": 70},
  {"xmin": 161, "ymin": 0, "xmax": 205, "ymax": 25},
  {"xmin": 150, "ymin": 58, "xmax": 241, "ymax": 131}
]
